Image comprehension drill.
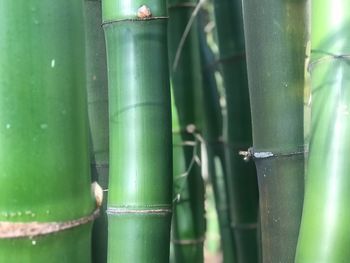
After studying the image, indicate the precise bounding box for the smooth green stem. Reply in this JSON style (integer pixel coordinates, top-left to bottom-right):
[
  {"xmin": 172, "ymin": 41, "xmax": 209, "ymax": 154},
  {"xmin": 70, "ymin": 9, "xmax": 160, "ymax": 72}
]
[
  {"xmin": 0, "ymin": 1, "xmax": 94, "ymax": 262},
  {"xmin": 242, "ymin": 0, "xmax": 308, "ymax": 262},
  {"xmin": 102, "ymin": 0, "xmax": 172, "ymax": 262},
  {"xmin": 172, "ymin": 99, "xmax": 204, "ymax": 262},
  {"xmin": 296, "ymin": 1, "xmax": 350, "ymax": 262}
]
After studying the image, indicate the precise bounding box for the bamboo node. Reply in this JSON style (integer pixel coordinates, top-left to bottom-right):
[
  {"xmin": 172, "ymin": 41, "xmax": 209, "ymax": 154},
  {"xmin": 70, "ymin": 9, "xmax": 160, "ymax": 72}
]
[
  {"xmin": 107, "ymin": 207, "xmax": 172, "ymax": 215},
  {"xmin": 0, "ymin": 209, "xmax": 99, "ymax": 239},
  {"xmin": 238, "ymin": 148, "xmax": 254, "ymax": 162},
  {"xmin": 172, "ymin": 236, "xmax": 205, "ymax": 245},
  {"xmin": 186, "ymin": 124, "xmax": 197, "ymax": 133},
  {"xmin": 137, "ymin": 5, "xmax": 152, "ymax": 19}
]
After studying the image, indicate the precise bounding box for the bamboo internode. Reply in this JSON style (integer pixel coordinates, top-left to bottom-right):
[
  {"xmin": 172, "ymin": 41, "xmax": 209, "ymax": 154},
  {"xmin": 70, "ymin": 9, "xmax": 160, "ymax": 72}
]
[
  {"xmin": 296, "ymin": 0, "xmax": 350, "ymax": 261},
  {"xmin": 0, "ymin": 1, "xmax": 95, "ymax": 262},
  {"xmin": 102, "ymin": 0, "xmax": 173, "ymax": 261},
  {"xmin": 242, "ymin": 0, "xmax": 308, "ymax": 262}
]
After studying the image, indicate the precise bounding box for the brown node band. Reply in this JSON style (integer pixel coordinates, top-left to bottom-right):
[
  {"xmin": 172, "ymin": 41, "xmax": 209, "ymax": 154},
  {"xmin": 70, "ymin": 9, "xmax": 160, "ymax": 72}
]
[{"xmin": 0, "ymin": 209, "xmax": 99, "ymax": 239}]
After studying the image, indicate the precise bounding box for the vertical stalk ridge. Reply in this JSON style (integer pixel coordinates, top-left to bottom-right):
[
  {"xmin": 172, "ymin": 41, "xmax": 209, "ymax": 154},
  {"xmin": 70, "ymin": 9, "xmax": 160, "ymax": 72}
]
[
  {"xmin": 296, "ymin": 1, "xmax": 350, "ymax": 262},
  {"xmin": 84, "ymin": 0, "xmax": 109, "ymax": 262},
  {"xmin": 242, "ymin": 0, "xmax": 309, "ymax": 262},
  {"xmin": 213, "ymin": 0, "xmax": 259, "ymax": 261},
  {"xmin": 0, "ymin": 1, "xmax": 95, "ymax": 262},
  {"xmin": 102, "ymin": 0, "xmax": 173, "ymax": 262}
]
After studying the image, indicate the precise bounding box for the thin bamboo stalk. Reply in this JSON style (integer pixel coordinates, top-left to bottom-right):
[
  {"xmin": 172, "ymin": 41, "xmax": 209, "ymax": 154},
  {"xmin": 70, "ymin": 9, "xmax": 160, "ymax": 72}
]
[
  {"xmin": 84, "ymin": 1, "xmax": 109, "ymax": 262},
  {"xmin": 242, "ymin": 0, "xmax": 308, "ymax": 262},
  {"xmin": 167, "ymin": 0, "xmax": 206, "ymax": 261},
  {"xmin": 102, "ymin": 0, "xmax": 173, "ymax": 262},
  {"xmin": 171, "ymin": 95, "xmax": 204, "ymax": 263},
  {"xmin": 0, "ymin": 1, "xmax": 95, "ymax": 262},
  {"xmin": 213, "ymin": 0, "xmax": 259, "ymax": 261},
  {"xmin": 198, "ymin": 11, "xmax": 236, "ymax": 262},
  {"xmin": 295, "ymin": 1, "xmax": 350, "ymax": 262}
]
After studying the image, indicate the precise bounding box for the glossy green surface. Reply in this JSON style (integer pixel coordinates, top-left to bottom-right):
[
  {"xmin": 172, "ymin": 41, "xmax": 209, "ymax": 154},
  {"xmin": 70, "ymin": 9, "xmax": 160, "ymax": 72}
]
[
  {"xmin": 168, "ymin": 0, "xmax": 205, "ymax": 261},
  {"xmin": 108, "ymin": 214, "xmax": 171, "ymax": 263},
  {"xmin": 0, "ymin": 225, "xmax": 92, "ymax": 263},
  {"xmin": 242, "ymin": 0, "xmax": 307, "ymax": 153},
  {"xmin": 84, "ymin": 1, "xmax": 109, "ymax": 262},
  {"xmin": 213, "ymin": 0, "xmax": 258, "ymax": 261},
  {"xmin": 242, "ymin": 0, "xmax": 308, "ymax": 262},
  {"xmin": 103, "ymin": 11, "xmax": 172, "ymax": 261},
  {"xmin": 296, "ymin": 1, "xmax": 350, "ymax": 261},
  {"xmin": 0, "ymin": 1, "xmax": 94, "ymax": 261}
]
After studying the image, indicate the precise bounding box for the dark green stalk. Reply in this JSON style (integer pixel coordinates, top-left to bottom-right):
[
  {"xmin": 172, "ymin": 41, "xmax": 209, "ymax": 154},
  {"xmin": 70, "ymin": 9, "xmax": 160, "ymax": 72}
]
[
  {"xmin": 296, "ymin": 1, "xmax": 350, "ymax": 262},
  {"xmin": 213, "ymin": 0, "xmax": 259, "ymax": 261},
  {"xmin": 167, "ymin": 0, "xmax": 206, "ymax": 261},
  {"xmin": 0, "ymin": 1, "xmax": 95, "ymax": 262},
  {"xmin": 242, "ymin": 0, "xmax": 308, "ymax": 262},
  {"xmin": 198, "ymin": 10, "xmax": 235, "ymax": 263},
  {"xmin": 102, "ymin": 0, "xmax": 172, "ymax": 262},
  {"xmin": 84, "ymin": 1, "xmax": 109, "ymax": 262}
]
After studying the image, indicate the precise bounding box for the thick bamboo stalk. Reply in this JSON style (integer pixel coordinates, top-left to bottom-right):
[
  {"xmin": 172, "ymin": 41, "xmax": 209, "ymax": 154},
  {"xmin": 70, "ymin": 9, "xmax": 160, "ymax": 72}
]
[
  {"xmin": 0, "ymin": 1, "xmax": 95, "ymax": 262},
  {"xmin": 242, "ymin": 0, "xmax": 308, "ymax": 262},
  {"xmin": 167, "ymin": 0, "xmax": 206, "ymax": 261},
  {"xmin": 84, "ymin": 1, "xmax": 109, "ymax": 262},
  {"xmin": 213, "ymin": 0, "xmax": 259, "ymax": 261},
  {"xmin": 197, "ymin": 12, "xmax": 235, "ymax": 262},
  {"xmin": 102, "ymin": 1, "xmax": 173, "ymax": 262},
  {"xmin": 295, "ymin": 1, "xmax": 350, "ymax": 262}
]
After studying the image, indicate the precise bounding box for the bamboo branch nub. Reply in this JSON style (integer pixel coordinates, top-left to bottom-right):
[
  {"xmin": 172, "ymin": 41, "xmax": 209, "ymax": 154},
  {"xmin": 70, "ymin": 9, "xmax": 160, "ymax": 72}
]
[
  {"xmin": 92, "ymin": 182, "xmax": 103, "ymax": 208},
  {"xmin": 137, "ymin": 5, "xmax": 152, "ymax": 19}
]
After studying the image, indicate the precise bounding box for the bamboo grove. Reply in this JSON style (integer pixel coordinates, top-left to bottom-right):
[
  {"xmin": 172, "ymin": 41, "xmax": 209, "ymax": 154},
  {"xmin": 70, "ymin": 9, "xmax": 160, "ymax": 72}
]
[{"xmin": 1, "ymin": 0, "xmax": 350, "ymax": 262}]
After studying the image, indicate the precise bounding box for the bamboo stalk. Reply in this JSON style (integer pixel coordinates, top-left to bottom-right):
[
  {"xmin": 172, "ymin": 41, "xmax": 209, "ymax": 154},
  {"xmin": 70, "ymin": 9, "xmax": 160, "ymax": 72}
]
[
  {"xmin": 242, "ymin": 0, "xmax": 308, "ymax": 262},
  {"xmin": 197, "ymin": 10, "xmax": 236, "ymax": 262},
  {"xmin": 295, "ymin": 1, "xmax": 350, "ymax": 262},
  {"xmin": 213, "ymin": 0, "xmax": 259, "ymax": 261},
  {"xmin": 171, "ymin": 95, "xmax": 204, "ymax": 263},
  {"xmin": 102, "ymin": 0, "xmax": 173, "ymax": 262},
  {"xmin": 167, "ymin": 0, "xmax": 206, "ymax": 261},
  {"xmin": 84, "ymin": 1, "xmax": 109, "ymax": 262},
  {"xmin": 0, "ymin": 1, "xmax": 95, "ymax": 262}
]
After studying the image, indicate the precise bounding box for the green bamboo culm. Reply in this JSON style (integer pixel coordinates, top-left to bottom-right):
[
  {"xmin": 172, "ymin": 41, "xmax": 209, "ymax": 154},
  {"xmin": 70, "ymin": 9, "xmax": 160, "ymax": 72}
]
[
  {"xmin": 102, "ymin": 0, "xmax": 173, "ymax": 262},
  {"xmin": 167, "ymin": 0, "xmax": 206, "ymax": 261},
  {"xmin": 171, "ymin": 94, "xmax": 204, "ymax": 263},
  {"xmin": 295, "ymin": 1, "xmax": 350, "ymax": 262},
  {"xmin": 242, "ymin": 0, "xmax": 308, "ymax": 262},
  {"xmin": 198, "ymin": 10, "xmax": 235, "ymax": 263},
  {"xmin": 84, "ymin": 0, "xmax": 109, "ymax": 262},
  {"xmin": 0, "ymin": 1, "xmax": 96, "ymax": 262},
  {"xmin": 213, "ymin": 0, "xmax": 259, "ymax": 261}
]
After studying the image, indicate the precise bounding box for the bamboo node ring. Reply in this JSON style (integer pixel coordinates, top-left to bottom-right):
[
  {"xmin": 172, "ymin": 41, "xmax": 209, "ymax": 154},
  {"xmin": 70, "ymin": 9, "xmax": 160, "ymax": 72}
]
[
  {"xmin": 0, "ymin": 209, "xmax": 99, "ymax": 239},
  {"xmin": 239, "ymin": 147, "xmax": 306, "ymax": 161},
  {"xmin": 239, "ymin": 147, "xmax": 254, "ymax": 162},
  {"xmin": 172, "ymin": 236, "xmax": 205, "ymax": 245}
]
